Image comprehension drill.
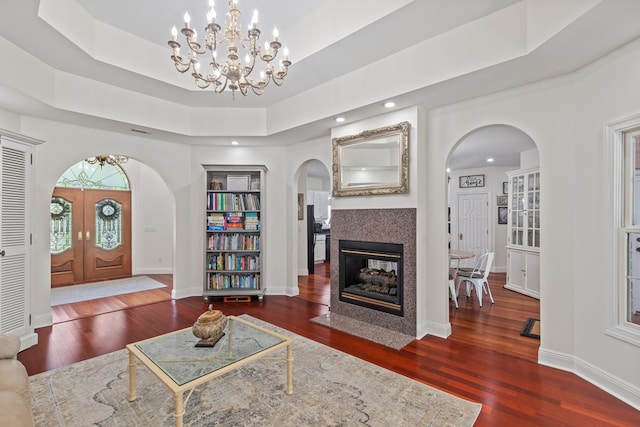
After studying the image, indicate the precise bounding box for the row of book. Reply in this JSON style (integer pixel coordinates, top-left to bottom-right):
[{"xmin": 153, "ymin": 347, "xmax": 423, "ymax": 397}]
[
  {"xmin": 207, "ymin": 254, "xmax": 260, "ymax": 271},
  {"xmin": 207, "ymin": 233, "xmax": 260, "ymax": 250},
  {"xmin": 207, "ymin": 193, "xmax": 260, "ymax": 211},
  {"xmin": 207, "ymin": 273, "xmax": 261, "ymax": 290},
  {"xmin": 207, "ymin": 212, "xmax": 260, "ymax": 231}
]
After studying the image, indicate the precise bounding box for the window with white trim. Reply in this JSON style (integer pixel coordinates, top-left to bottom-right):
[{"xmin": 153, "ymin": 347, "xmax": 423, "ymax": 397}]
[{"xmin": 623, "ymin": 128, "xmax": 640, "ymax": 328}]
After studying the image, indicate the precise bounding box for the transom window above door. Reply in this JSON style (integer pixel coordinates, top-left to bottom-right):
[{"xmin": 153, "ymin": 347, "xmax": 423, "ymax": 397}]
[{"xmin": 56, "ymin": 160, "xmax": 130, "ymax": 190}]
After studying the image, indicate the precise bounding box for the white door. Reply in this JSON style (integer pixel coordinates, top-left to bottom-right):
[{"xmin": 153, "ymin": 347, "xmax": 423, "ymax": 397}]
[
  {"xmin": 0, "ymin": 139, "xmax": 32, "ymax": 336},
  {"xmin": 457, "ymin": 193, "xmax": 489, "ymax": 267}
]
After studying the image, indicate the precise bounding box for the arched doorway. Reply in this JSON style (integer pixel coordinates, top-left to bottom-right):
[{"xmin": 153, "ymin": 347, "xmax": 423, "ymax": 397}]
[
  {"xmin": 446, "ymin": 125, "xmax": 540, "ymax": 317},
  {"xmin": 294, "ymin": 159, "xmax": 331, "ymax": 306},
  {"xmin": 50, "ymin": 158, "xmax": 131, "ymax": 286}
]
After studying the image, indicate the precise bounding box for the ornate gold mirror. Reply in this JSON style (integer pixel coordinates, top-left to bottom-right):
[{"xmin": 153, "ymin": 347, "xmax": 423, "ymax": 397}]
[{"xmin": 332, "ymin": 121, "xmax": 409, "ymax": 197}]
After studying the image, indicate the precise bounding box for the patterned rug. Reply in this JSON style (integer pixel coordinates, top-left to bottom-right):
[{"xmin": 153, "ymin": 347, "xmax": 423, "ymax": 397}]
[
  {"xmin": 50, "ymin": 276, "xmax": 166, "ymax": 306},
  {"xmin": 29, "ymin": 316, "xmax": 481, "ymax": 426}
]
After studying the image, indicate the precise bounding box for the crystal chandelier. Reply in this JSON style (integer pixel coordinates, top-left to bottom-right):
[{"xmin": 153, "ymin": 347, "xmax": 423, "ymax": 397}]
[
  {"xmin": 85, "ymin": 155, "xmax": 128, "ymax": 168},
  {"xmin": 168, "ymin": 0, "xmax": 291, "ymax": 99}
]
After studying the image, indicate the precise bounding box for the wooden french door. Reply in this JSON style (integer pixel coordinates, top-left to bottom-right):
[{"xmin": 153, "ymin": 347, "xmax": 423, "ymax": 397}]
[{"xmin": 51, "ymin": 187, "xmax": 131, "ymax": 287}]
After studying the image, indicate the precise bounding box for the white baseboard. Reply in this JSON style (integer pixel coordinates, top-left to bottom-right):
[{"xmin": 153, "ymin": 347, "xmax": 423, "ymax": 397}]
[
  {"xmin": 133, "ymin": 268, "xmax": 174, "ymax": 275},
  {"xmin": 20, "ymin": 332, "xmax": 38, "ymax": 351},
  {"xmin": 539, "ymin": 347, "xmax": 640, "ymax": 410},
  {"xmin": 424, "ymin": 320, "xmax": 451, "ymax": 339},
  {"xmin": 172, "ymin": 286, "xmax": 202, "ymax": 300},
  {"xmin": 32, "ymin": 313, "xmax": 53, "ymax": 329},
  {"xmin": 298, "ymin": 268, "xmax": 309, "ymax": 276}
]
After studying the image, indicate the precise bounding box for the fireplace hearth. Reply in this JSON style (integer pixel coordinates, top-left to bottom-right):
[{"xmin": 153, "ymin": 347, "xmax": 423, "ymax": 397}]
[{"xmin": 339, "ymin": 240, "xmax": 403, "ymax": 316}]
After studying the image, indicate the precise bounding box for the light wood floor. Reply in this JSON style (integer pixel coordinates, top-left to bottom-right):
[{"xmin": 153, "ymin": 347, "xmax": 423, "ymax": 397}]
[{"xmin": 18, "ymin": 265, "xmax": 640, "ymax": 426}]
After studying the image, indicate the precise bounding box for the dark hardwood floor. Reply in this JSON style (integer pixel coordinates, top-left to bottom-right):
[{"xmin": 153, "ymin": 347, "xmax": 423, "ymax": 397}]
[{"xmin": 18, "ymin": 265, "xmax": 640, "ymax": 426}]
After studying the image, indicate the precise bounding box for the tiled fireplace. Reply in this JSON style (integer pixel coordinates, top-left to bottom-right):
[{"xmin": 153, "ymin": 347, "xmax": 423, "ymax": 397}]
[{"xmin": 330, "ymin": 208, "xmax": 416, "ymax": 337}]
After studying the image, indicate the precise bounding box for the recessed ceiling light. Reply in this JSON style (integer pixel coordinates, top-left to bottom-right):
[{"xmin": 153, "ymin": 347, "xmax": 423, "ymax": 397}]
[
  {"xmin": 231, "ymin": 140, "xmax": 239, "ymax": 145},
  {"xmin": 486, "ymin": 158, "xmax": 494, "ymax": 162},
  {"xmin": 335, "ymin": 116, "xmax": 345, "ymax": 123},
  {"xmin": 383, "ymin": 101, "xmax": 396, "ymax": 108}
]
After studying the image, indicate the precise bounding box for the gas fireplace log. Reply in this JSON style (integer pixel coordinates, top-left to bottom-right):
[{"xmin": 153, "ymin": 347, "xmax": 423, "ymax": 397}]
[{"xmin": 357, "ymin": 267, "xmax": 397, "ymax": 287}]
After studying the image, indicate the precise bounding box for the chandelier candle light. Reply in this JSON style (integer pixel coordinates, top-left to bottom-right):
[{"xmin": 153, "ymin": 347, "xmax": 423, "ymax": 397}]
[{"xmin": 168, "ymin": 0, "xmax": 291, "ymax": 98}]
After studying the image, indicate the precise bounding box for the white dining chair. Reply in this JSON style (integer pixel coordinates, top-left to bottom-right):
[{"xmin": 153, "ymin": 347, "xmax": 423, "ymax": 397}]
[
  {"xmin": 448, "ymin": 264, "xmax": 459, "ymax": 309},
  {"xmin": 456, "ymin": 252, "xmax": 495, "ymax": 307}
]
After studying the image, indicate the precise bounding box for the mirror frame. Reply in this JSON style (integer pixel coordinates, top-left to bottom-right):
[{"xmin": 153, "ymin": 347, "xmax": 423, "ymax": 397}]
[{"xmin": 332, "ymin": 121, "xmax": 410, "ymax": 197}]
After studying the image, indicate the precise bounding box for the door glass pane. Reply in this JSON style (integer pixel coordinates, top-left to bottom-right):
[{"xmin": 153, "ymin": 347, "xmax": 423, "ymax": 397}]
[
  {"xmin": 95, "ymin": 198, "xmax": 122, "ymax": 250},
  {"xmin": 50, "ymin": 197, "xmax": 72, "ymax": 253}
]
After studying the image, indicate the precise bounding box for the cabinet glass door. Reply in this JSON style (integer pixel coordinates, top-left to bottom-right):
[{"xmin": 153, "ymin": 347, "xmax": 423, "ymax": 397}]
[
  {"xmin": 527, "ymin": 172, "xmax": 540, "ymax": 248},
  {"xmin": 510, "ymin": 175, "xmax": 525, "ymax": 245},
  {"xmin": 509, "ymin": 171, "xmax": 540, "ymax": 249}
]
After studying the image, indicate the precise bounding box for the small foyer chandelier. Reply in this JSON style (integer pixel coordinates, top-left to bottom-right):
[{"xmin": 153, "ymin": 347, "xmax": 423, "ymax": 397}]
[
  {"xmin": 168, "ymin": 0, "xmax": 291, "ymax": 99},
  {"xmin": 85, "ymin": 155, "xmax": 128, "ymax": 168}
]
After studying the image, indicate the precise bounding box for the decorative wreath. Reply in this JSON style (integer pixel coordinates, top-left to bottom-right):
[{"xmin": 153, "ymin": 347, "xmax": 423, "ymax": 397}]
[
  {"xmin": 50, "ymin": 197, "xmax": 71, "ymax": 221},
  {"xmin": 96, "ymin": 199, "xmax": 121, "ymax": 222}
]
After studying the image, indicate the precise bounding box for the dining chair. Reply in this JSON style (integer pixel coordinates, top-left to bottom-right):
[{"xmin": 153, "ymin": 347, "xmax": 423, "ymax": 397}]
[
  {"xmin": 456, "ymin": 247, "xmax": 488, "ymax": 272},
  {"xmin": 448, "ymin": 261, "xmax": 459, "ymax": 309},
  {"xmin": 456, "ymin": 252, "xmax": 495, "ymax": 307}
]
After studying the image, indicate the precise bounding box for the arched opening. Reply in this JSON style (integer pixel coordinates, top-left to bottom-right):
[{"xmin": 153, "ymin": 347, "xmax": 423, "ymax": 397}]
[
  {"xmin": 446, "ymin": 125, "xmax": 540, "ymax": 345},
  {"xmin": 295, "ymin": 159, "xmax": 330, "ymax": 306},
  {"xmin": 49, "ymin": 156, "xmax": 174, "ymax": 315},
  {"xmin": 50, "ymin": 159, "xmax": 132, "ymax": 286}
]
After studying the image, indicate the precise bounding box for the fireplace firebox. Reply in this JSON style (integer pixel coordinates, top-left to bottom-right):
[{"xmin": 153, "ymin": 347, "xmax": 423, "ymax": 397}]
[{"xmin": 338, "ymin": 240, "xmax": 403, "ymax": 316}]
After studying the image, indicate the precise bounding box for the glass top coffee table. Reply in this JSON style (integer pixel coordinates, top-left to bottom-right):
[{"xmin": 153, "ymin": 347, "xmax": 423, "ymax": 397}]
[{"xmin": 126, "ymin": 316, "xmax": 293, "ymax": 427}]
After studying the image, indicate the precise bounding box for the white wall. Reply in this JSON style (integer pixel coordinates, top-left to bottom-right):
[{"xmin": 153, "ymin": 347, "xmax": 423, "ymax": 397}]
[
  {"xmin": 190, "ymin": 145, "xmax": 291, "ymax": 296},
  {"xmin": 122, "ymin": 159, "xmax": 174, "ymax": 275},
  {"xmin": 13, "ymin": 116, "xmax": 193, "ymax": 328},
  {"xmin": 427, "ymin": 37, "xmax": 640, "ymax": 408}
]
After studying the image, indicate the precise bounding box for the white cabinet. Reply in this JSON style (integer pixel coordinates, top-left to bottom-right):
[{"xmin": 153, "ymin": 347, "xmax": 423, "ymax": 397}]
[
  {"xmin": 505, "ymin": 168, "xmax": 540, "ymax": 299},
  {"xmin": 505, "ymin": 249, "xmax": 540, "ymax": 298},
  {"xmin": 314, "ymin": 234, "xmax": 326, "ymax": 263},
  {"xmin": 0, "ymin": 130, "xmax": 41, "ymax": 350}
]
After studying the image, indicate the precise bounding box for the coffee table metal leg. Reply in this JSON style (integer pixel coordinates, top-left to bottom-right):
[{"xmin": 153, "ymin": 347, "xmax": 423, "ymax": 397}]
[
  {"xmin": 286, "ymin": 343, "xmax": 293, "ymax": 395},
  {"xmin": 128, "ymin": 351, "xmax": 137, "ymax": 402},
  {"xmin": 174, "ymin": 392, "xmax": 185, "ymax": 427}
]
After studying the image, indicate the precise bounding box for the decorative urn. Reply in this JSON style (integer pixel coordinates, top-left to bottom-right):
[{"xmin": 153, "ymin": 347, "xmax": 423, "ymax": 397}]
[{"xmin": 192, "ymin": 304, "xmax": 227, "ymax": 347}]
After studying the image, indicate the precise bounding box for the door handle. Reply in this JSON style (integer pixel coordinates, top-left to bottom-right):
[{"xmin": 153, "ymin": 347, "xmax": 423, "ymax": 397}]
[
  {"xmin": 86, "ymin": 231, "xmax": 91, "ymax": 241},
  {"xmin": 0, "ymin": 249, "xmax": 5, "ymax": 257},
  {"xmin": 77, "ymin": 232, "xmax": 83, "ymax": 241},
  {"xmin": 459, "ymin": 233, "xmax": 463, "ymax": 240}
]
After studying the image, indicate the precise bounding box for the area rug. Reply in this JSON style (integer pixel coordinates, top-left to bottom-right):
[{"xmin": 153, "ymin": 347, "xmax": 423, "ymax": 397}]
[
  {"xmin": 520, "ymin": 318, "xmax": 540, "ymax": 339},
  {"xmin": 311, "ymin": 312, "xmax": 415, "ymax": 350},
  {"xmin": 50, "ymin": 276, "xmax": 166, "ymax": 306},
  {"xmin": 29, "ymin": 316, "xmax": 481, "ymax": 426}
]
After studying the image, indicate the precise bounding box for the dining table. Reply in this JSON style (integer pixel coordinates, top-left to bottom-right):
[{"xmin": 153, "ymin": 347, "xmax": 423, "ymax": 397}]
[
  {"xmin": 448, "ymin": 249, "xmax": 475, "ymax": 308},
  {"xmin": 448, "ymin": 249, "xmax": 475, "ymax": 261}
]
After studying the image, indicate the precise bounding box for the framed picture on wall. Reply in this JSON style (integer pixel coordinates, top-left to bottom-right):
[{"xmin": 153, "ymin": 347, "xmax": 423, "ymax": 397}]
[
  {"xmin": 497, "ymin": 195, "xmax": 508, "ymax": 206},
  {"xmin": 503, "ymin": 181, "xmax": 508, "ymax": 194},
  {"xmin": 459, "ymin": 174, "xmax": 485, "ymax": 188},
  {"xmin": 297, "ymin": 193, "xmax": 304, "ymax": 220},
  {"xmin": 498, "ymin": 206, "xmax": 508, "ymax": 224}
]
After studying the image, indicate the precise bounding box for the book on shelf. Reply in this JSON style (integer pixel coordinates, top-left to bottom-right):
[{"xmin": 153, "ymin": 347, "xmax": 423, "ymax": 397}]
[
  {"xmin": 207, "ymin": 213, "xmax": 226, "ymax": 230},
  {"xmin": 244, "ymin": 212, "xmax": 260, "ymax": 230},
  {"xmin": 225, "ymin": 212, "xmax": 244, "ymax": 229},
  {"xmin": 208, "ymin": 273, "xmax": 261, "ymax": 290}
]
